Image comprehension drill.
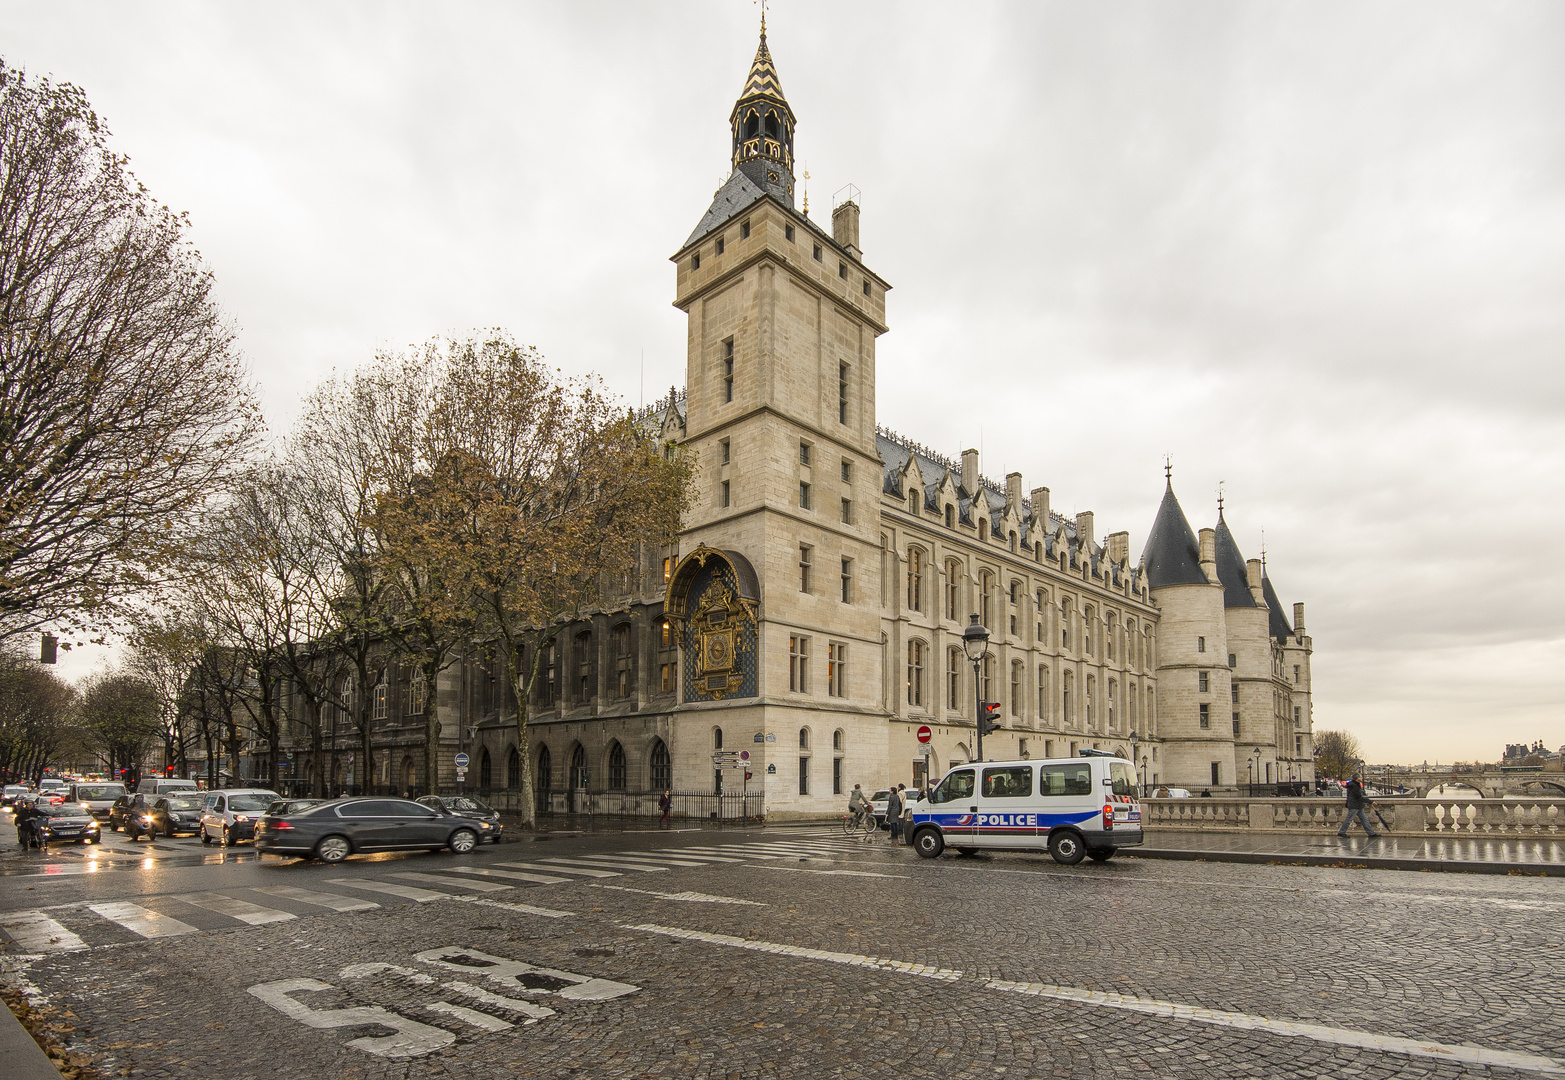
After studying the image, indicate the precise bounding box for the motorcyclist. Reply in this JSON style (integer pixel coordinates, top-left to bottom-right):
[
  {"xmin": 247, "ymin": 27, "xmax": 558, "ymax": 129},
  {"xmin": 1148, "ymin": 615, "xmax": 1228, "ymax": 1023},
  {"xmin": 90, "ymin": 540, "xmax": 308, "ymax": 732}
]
[{"xmin": 14, "ymin": 796, "xmax": 45, "ymax": 851}]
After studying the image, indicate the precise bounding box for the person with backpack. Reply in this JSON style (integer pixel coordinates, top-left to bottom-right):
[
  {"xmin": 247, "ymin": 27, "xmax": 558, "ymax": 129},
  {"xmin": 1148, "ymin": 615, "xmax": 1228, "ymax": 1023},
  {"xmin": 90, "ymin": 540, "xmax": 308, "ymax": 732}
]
[{"xmin": 1337, "ymin": 773, "xmax": 1380, "ymax": 838}]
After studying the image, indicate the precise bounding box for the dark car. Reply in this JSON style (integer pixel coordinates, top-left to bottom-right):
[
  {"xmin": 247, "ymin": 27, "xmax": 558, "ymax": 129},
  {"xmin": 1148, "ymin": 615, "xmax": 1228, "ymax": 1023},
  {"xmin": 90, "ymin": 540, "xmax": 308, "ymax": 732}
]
[
  {"xmin": 149, "ymin": 795, "xmax": 206, "ymax": 837},
  {"xmin": 416, "ymin": 796, "xmax": 504, "ymax": 843},
  {"xmin": 267, "ymin": 798, "xmax": 325, "ymax": 817},
  {"xmin": 2, "ymin": 784, "xmax": 29, "ymax": 806},
  {"xmin": 108, "ymin": 794, "xmax": 135, "ymax": 832},
  {"xmin": 254, "ymin": 797, "xmax": 485, "ymax": 863},
  {"xmin": 34, "ymin": 802, "xmax": 101, "ymax": 844}
]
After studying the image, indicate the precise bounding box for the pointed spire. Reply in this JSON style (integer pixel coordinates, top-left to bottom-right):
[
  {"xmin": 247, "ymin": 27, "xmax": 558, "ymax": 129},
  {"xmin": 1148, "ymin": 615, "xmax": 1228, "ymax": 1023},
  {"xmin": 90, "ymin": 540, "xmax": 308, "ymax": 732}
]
[
  {"xmin": 1140, "ymin": 478, "xmax": 1207, "ymax": 589},
  {"xmin": 728, "ymin": 25, "xmax": 797, "ymax": 205},
  {"xmin": 1213, "ymin": 512, "xmax": 1259, "ymax": 609},
  {"xmin": 1261, "ymin": 572, "xmax": 1294, "ymax": 641},
  {"xmin": 738, "ymin": 28, "xmax": 787, "ymax": 104}
]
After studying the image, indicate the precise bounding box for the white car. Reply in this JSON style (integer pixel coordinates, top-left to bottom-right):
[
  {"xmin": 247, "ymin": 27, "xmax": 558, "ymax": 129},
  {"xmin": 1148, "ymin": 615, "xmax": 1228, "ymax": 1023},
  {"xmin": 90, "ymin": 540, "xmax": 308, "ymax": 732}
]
[
  {"xmin": 869, "ymin": 788, "xmax": 923, "ymax": 825},
  {"xmin": 199, "ymin": 789, "xmax": 280, "ymax": 845}
]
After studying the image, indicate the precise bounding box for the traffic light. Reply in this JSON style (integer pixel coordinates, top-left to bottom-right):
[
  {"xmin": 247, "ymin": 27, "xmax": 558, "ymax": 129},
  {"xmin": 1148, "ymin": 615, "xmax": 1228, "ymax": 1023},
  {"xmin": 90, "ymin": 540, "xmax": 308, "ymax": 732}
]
[
  {"xmin": 978, "ymin": 701, "xmax": 1002, "ymax": 735},
  {"xmin": 744, "ymin": 771, "xmax": 752, "ymax": 781}
]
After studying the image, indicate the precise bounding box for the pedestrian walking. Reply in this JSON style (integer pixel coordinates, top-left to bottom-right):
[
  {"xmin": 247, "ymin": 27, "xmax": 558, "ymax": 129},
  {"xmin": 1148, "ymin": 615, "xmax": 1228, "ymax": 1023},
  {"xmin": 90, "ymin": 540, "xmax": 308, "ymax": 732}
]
[
  {"xmin": 658, "ymin": 789, "xmax": 673, "ymax": 829},
  {"xmin": 1337, "ymin": 773, "xmax": 1380, "ymax": 838},
  {"xmin": 885, "ymin": 785, "xmax": 903, "ymax": 843},
  {"xmin": 898, "ymin": 783, "xmax": 915, "ymax": 845}
]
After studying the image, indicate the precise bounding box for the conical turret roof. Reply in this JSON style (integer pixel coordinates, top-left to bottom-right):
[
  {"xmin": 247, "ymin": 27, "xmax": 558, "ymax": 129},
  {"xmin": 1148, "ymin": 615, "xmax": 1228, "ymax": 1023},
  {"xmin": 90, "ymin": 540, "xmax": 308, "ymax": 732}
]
[
  {"xmin": 1213, "ymin": 511, "xmax": 1259, "ymax": 609},
  {"xmin": 733, "ymin": 30, "xmax": 790, "ymax": 114},
  {"xmin": 1140, "ymin": 481, "xmax": 1207, "ymax": 588},
  {"xmin": 1262, "ymin": 573, "xmax": 1294, "ymax": 642}
]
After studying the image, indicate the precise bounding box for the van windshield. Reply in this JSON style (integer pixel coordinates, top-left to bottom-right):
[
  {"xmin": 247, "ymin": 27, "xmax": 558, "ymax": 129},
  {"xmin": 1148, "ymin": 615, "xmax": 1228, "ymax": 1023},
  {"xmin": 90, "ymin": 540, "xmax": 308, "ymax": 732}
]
[
  {"xmin": 1109, "ymin": 762, "xmax": 1138, "ymax": 798},
  {"xmin": 74, "ymin": 785, "xmax": 123, "ymax": 800},
  {"xmin": 930, "ymin": 769, "xmax": 974, "ymax": 804}
]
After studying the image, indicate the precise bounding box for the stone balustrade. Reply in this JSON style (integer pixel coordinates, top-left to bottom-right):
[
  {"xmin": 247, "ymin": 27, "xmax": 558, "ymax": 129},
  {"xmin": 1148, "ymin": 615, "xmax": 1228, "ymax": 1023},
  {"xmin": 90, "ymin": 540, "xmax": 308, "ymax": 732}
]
[{"xmin": 1143, "ymin": 797, "xmax": 1564, "ymax": 836}]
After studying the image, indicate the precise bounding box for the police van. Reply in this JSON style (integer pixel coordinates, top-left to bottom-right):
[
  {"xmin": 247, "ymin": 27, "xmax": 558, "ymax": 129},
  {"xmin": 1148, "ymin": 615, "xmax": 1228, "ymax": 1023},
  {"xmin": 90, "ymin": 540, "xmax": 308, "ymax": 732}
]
[{"xmin": 909, "ymin": 751, "xmax": 1143, "ymax": 864}]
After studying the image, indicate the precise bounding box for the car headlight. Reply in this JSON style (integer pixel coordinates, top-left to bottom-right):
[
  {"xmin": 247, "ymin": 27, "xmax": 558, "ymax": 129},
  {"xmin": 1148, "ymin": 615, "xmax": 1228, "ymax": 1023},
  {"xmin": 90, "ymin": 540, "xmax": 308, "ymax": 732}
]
[{"xmin": 234, "ymin": 815, "xmax": 249, "ymax": 823}]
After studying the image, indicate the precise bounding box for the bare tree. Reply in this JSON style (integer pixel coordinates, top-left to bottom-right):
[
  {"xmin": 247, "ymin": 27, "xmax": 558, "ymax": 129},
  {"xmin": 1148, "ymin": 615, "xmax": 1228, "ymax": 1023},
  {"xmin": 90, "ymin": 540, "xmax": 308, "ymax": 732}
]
[
  {"xmin": 79, "ymin": 671, "xmax": 159, "ymax": 784},
  {"xmin": 1314, "ymin": 729, "xmax": 1362, "ymax": 780},
  {"xmin": 0, "ymin": 61, "xmax": 260, "ymax": 644},
  {"xmin": 0, "ymin": 644, "xmax": 77, "ymax": 782}
]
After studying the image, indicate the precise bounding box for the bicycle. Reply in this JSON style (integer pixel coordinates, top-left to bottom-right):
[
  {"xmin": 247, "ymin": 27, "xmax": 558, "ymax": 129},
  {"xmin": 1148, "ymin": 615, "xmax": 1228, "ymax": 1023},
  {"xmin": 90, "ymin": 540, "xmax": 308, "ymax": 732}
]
[{"xmin": 841, "ymin": 807, "xmax": 877, "ymax": 837}]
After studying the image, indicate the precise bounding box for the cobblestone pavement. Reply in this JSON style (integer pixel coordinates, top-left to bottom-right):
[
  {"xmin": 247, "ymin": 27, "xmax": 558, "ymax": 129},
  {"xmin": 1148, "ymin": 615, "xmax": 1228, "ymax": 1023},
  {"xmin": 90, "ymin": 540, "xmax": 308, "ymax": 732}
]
[{"xmin": 2, "ymin": 829, "xmax": 1562, "ymax": 1079}]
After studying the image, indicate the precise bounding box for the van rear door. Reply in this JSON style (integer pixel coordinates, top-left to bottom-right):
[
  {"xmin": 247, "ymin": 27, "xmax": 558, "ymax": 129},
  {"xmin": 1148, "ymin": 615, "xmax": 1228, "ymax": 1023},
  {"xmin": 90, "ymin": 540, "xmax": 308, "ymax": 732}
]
[{"xmin": 973, "ymin": 764, "xmax": 1037, "ymax": 847}]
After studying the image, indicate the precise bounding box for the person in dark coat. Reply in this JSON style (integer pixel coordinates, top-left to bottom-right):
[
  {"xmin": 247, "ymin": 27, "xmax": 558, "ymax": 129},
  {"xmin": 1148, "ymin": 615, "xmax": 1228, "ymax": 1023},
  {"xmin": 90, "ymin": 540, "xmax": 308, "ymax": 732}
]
[
  {"xmin": 657, "ymin": 789, "xmax": 673, "ymax": 829},
  {"xmin": 14, "ymin": 797, "xmax": 44, "ymax": 850},
  {"xmin": 1337, "ymin": 774, "xmax": 1380, "ymax": 838},
  {"xmin": 885, "ymin": 785, "xmax": 902, "ymax": 843}
]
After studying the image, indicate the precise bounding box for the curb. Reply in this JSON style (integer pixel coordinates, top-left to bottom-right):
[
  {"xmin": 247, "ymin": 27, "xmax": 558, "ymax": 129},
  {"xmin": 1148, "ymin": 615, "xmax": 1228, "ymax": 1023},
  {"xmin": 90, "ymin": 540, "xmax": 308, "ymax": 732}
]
[
  {"xmin": 0, "ymin": 1001, "xmax": 62, "ymax": 1080},
  {"xmin": 1122, "ymin": 846, "xmax": 1565, "ymax": 876}
]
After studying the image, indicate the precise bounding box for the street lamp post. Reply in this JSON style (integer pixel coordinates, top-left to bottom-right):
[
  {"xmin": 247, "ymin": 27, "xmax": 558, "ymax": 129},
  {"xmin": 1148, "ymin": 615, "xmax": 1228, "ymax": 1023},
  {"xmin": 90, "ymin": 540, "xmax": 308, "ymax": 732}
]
[
  {"xmin": 1253, "ymin": 748, "xmax": 1262, "ymax": 795},
  {"xmin": 962, "ymin": 615, "xmax": 991, "ymax": 763}
]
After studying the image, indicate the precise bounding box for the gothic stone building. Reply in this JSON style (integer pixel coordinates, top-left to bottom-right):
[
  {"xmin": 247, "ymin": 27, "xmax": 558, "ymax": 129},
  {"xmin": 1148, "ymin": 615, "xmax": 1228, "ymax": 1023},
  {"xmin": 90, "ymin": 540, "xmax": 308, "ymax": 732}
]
[{"xmin": 294, "ymin": 30, "xmax": 1316, "ymax": 813}]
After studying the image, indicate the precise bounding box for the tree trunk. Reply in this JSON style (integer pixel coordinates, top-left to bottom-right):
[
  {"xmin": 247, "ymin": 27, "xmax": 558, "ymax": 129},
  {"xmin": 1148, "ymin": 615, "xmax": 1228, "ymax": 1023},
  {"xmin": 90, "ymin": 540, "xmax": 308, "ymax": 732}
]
[
  {"xmin": 509, "ymin": 634, "xmax": 550, "ymax": 830},
  {"xmin": 423, "ymin": 658, "xmax": 441, "ymax": 799}
]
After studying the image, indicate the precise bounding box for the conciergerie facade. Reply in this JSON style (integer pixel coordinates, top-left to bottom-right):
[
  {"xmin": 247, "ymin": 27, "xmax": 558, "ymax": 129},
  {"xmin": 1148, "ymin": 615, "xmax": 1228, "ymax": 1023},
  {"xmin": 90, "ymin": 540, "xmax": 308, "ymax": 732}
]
[{"xmin": 334, "ymin": 29, "xmax": 1316, "ymax": 814}]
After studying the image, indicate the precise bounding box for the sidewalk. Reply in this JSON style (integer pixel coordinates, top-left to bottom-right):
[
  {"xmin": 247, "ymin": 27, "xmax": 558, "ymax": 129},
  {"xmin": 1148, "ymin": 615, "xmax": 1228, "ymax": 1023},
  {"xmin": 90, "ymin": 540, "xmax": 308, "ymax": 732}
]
[{"xmin": 1126, "ymin": 830, "xmax": 1565, "ymax": 876}]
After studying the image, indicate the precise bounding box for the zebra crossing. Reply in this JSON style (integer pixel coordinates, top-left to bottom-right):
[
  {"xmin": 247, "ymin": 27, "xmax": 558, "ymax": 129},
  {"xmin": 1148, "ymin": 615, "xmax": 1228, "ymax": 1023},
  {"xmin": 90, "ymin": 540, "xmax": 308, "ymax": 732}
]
[{"xmin": 0, "ymin": 834, "xmax": 864, "ymax": 954}]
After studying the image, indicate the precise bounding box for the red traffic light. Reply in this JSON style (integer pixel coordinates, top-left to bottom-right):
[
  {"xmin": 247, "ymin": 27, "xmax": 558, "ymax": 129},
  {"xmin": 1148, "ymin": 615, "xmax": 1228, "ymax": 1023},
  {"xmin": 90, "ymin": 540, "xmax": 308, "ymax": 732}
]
[{"xmin": 978, "ymin": 701, "xmax": 1002, "ymax": 734}]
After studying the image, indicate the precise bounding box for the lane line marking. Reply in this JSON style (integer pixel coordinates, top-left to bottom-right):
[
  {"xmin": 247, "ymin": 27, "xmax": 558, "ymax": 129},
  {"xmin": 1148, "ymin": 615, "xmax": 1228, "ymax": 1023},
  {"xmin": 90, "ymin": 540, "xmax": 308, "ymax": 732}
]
[
  {"xmin": 442, "ymin": 866, "xmax": 571, "ymax": 885},
  {"xmin": 386, "ymin": 871, "xmax": 512, "ymax": 893},
  {"xmin": 0, "ymin": 910, "xmax": 86, "ymax": 952},
  {"xmin": 174, "ymin": 892, "xmax": 296, "ymax": 926},
  {"xmin": 326, "ymin": 878, "xmax": 452, "ymax": 903},
  {"xmin": 445, "ymin": 896, "xmax": 572, "ymax": 918},
  {"xmin": 497, "ymin": 861, "xmax": 621, "ymax": 878},
  {"xmin": 86, "ymin": 902, "xmax": 198, "ymax": 938},
  {"xmin": 616, "ymin": 850, "xmax": 748, "ymax": 863},
  {"xmin": 571, "ymin": 853, "xmax": 712, "ymax": 868},
  {"xmin": 540, "ymin": 857, "xmax": 667, "ymax": 874},
  {"xmin": 986, "ymin": 980, "xmax": 1565, "ymax": 1076},
  {"xmin": 252, "ymin": 885, "xmax": 379, "ymax": 912},
  {"xmin": 625, "ymin": 923, "xmax": 963, "ymax": 981},
  {"xmin": 751, "ymin": 865, "xmax": 909, "ymax": 879}
]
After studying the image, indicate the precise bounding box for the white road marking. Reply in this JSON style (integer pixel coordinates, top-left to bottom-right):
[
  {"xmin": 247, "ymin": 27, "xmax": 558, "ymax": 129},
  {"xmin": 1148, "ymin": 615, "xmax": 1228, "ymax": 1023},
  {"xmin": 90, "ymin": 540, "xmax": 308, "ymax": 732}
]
[
  {"xmin": 446, "ymin": 896, "xmax": 572, "ymax": 918},
  {"xmin": 625, "ymin": 924, "xmax": 963, "ymax": 981},
  {"xmin": 415, "ymin": 946, "xmax": 640, "ymax": 1002},
  {"xmin": 571, "ymin": 853, "xmax": 712, "ymax": 868},
  {"xmin": 438, "ymin": 981, "xmax": 554, "ymax": 1020},
  {"xmin": 326, "ymin": 878, "xmax": 452, "ymax": 903},
  {"xmin": 424, "ymin": 1000, "xmax": 513, "ymax": 1031},
  {"xmin": 0, "ymin": 910, "xmax": 85, "ymax": 952},
  {"xmin": 678, "ymin": 846, "xmax": 787, "ymax": 860},
  {"xmin": 593, "ymin": 885, "xmax": 763, "ymax": 905},
  {"xmin": 986, "ymin": 980, "xmax": 1565, "ymax": 1076},
  {"xmin": 252, "ymin": 885, "xmax": 379, "ymax": 912},
  {"xmin": 340, "ymin": 963, "xmax": 435, "ymax": 984},
  {"xmin": 442, "ymin": 865, "xmax": 571, "ymax": 885},
  {"xmin": 621, "ymin": 849, "xmax": 747, "ymax": 863},
  {"xmin": 497, "ymin": 860, "xmax": 621, "ymax": 878},
  {"xmin": 87, "ymin": 901, "xmax": 198, "ymax": 938},
  {"xmin": 248, "ymin": 978, "xmax": 454, "ymax": 1058},
  {"xmin": 540, "ymin": 857, "xmax": 667, "ymax": 874},
  {"xmin": 751, "ymin": 865, "xmax": 908, "ymax": 879},
  {"xmin": 386, "ymin": 871, "xmax": 512, "ymax": 893},
  {"xmin": 174, "ymin": 892, "xmax": 296, "ymax": 926}
]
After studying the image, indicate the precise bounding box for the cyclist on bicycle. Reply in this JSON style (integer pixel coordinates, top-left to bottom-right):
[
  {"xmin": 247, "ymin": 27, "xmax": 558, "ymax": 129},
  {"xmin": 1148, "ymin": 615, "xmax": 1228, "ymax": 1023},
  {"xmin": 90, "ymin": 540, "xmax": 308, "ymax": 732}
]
[{"xmin": 847, "ymin": 784, "xmax": 872, "ymax": 827}]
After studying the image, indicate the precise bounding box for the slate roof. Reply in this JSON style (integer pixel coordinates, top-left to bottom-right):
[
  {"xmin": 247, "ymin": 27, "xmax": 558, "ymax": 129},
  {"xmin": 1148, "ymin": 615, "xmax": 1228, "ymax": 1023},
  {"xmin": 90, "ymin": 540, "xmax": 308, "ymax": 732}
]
[
  {"xmin": 1213, "ymin": 512, "xmax": 1259, "ymax": 609},
  {"xmin": 682, "ymin": 170, "xmax": 769, "ymax": 250},
  {"xmin": 1262, "ymin": 573, "xmax": 1294, "ymax": 642},
  {"xmin": 1140, "ymin": 483, "xmax": 1207, "ymax": 588}
]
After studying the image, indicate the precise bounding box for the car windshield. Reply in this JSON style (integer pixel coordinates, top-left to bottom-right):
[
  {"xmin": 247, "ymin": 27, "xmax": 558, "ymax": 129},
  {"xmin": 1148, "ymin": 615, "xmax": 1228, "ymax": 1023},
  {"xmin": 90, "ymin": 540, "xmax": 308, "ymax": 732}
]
[
  {"xmin": 164, "ymin": 797, "xmax": 203, "ymax": 811},
  {"xmin": 270, "ymin": 799, "xmax": 322, "ymax": 815},
  {"xmin": 447, "ymin": 798, "xmax": 492, "ymax": 812},
  {"xmin": 228, "ymin": 794, "xmax": 275, "ymax": 812},
  {"xmin": 35, "ymin": 803, "xmax": 76, "ymax": 817},
  {"xmin": 74, "ymin": 785, "xmax": 123, "ymax": 799},
  {"xmin": 871, "ymin": 790, "xmax": 890, "ymax": 801}
]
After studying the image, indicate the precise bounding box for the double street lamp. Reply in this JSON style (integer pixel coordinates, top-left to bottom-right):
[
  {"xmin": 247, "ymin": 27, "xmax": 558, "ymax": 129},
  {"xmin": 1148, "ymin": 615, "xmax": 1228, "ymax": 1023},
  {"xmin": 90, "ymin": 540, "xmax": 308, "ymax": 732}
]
[{"xmin": 962, "ymin": 615, "xmax": 992, "ymax": 762}]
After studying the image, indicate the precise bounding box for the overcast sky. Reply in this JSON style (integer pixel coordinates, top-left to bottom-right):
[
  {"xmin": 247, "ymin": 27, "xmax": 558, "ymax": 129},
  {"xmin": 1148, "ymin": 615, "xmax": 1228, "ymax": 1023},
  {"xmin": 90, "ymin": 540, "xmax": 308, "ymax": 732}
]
[{"xmin": 7, "ymin": 1, "xmax": 1562, "ymax": 765}]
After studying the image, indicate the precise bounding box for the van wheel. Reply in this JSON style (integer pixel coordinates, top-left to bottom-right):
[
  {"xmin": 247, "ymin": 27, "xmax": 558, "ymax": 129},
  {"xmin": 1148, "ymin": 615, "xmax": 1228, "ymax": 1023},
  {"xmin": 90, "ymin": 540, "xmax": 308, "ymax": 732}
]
[
  {"xmin": 1087, "ymin": 847, "xmax": 1116, "ymax": 863},
  {"xmin": 912, "ymin": 828, "xmax": 944, "ymax": 859},
  {"xmin": 1048, "ymin": 831, "xmax": 1086, "ymax": 865}
]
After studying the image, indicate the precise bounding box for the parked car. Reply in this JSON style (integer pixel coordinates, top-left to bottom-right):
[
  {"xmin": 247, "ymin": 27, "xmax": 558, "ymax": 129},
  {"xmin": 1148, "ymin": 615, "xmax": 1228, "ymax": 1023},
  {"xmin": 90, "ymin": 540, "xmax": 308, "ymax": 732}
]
[
  {"xmin": 868, "ymin": 788, "xmax": 923, "ymax": 827},
  {"xmin": 199, "ymin": 789, "xmax": 280, "ymax": 845},
  {"xmin": 255, "ymin": 797, "xmax": 485, "ymax": 863},
  {"xmin": 149, "ymin": 794, "xmax": 206, "ymax": 837},
  {"xmin": 416, "ymin": 796, "xmax": 504, "ymax": 843},
  {"xmin": 33, "ymin": 801, "xmax": 101, "ymax": 845},
  {"xmin": 69, "ymin": 782, "xmax": 126, "ymax": 821},
  {"xmin": 107, "ymin": 794, "xmax": 136, "ymax": 831},
  {"xmin": 2, "ymin": 784, "xmax": 29, "ymax": 807}
]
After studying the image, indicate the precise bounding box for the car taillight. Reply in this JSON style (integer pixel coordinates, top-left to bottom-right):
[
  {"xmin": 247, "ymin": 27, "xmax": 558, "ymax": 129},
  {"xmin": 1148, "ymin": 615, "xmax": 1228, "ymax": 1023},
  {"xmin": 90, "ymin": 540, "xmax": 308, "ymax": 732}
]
[
  {"xmin": 1103, "ymin": 803, "xmax": 1114, "ymax": 830},
  {"xmin": 270, "ymin": 821, "xmax": 292, "ymax": 830}
]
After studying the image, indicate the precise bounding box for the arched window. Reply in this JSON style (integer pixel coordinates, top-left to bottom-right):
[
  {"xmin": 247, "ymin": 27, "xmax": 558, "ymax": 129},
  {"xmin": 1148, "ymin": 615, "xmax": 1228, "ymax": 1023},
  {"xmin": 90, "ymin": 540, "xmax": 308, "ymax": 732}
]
[
  {"xmin": 744, "ymin": 110, "xmax": 759, "ymax": 138},
  {"xmin": 906, "ymin": 548, "xmax": 923, "ymax": 612},
  {"xmin": 1060, "ymin": 601, "xmax": 1071, "ymax": 650},
  {"xmin": 1063, "ymin": 671, "xmax": 1074, "ymax": 724},
  {"xmin": 607, "ymin": 741, "xmax": 627, "ymax": 790},
  {"xmin": 575, "ymin": 631, "xmax": 594, "ymax": 701},
  {"xmin": 979, "ymin": 571, "xmax": 993, "ymax": 629},
  {"xmin": 1010, "ymin": 660, "xmax": 1023, "ymax": 718},
  {"xmin": 1037, "ymin": 666, "xmax": 1050, "ymax": 724},
  {"xmin": 907, "ymin": 640, "xmax": 925, "ymax": 707},
  {"xmin": 410, "ymin": 671, "xmax": 427, "ymax": 715},
  {"xmin": 1010, "ymin": 580, "xmax": 1020, "ymax": 605},
  {"xmin": 945, "ymin": 560, "xmax": 961, "ymax": 620},
  {"xmin": 536, "ymin": 745, "xmax": 552, "ymax": 797},
  {"xmin": 507, "ymin": 747, "xmax": 520, "ymax": 789},
  {"xmin": 713, "ymin": 726, "xmax": 723, "ymax": 750},
  {"xmin": 833, "ymin": 729, "xmax": 844, "ymax": 751},
  {"xmin": 480, "ymin": 748, "xmax": 492, "ymax": 789},
  {"xmin": 764, "ymin": 110, "xmax": 780, "ymax": 138},
  {"xmin": 799, "ymin": 727, "xmax": 810, "ymax": 749},
  {"xmin": 1083, "ymin": 607, "xmax": 1095, "ymax": 655},
  {"xmin": 649, "ymin": 739, "xmax": 671, "ymax": 789},
  {"xmin": 1086, "ymin": 675, "xmax": 1096, "ymax": 726},
  {"xmin": 1108, "ymin": 679, "xmax": 1117, "ymax": 730},
  {"xmin": 613, "ymin": 623, "xmax": 631, "ymax": 698},
  {"xmin": 981, "ymin": 653, "xmax": 993, "ymax": 703},
  {"xmin": 947, "ymin": 647, "xmax": 962, "ymax": 711},
  {"xmin": 569, "ymin": 744, "xmax": 588, "ymax": 789}
]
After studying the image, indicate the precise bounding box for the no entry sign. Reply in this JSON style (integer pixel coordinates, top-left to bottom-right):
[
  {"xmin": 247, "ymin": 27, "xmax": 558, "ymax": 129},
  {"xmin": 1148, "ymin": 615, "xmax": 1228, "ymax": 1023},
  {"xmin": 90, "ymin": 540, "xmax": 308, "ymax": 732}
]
[{"xmin": 917, "ymin": 725, "xmax": 932, "ymax": 744}]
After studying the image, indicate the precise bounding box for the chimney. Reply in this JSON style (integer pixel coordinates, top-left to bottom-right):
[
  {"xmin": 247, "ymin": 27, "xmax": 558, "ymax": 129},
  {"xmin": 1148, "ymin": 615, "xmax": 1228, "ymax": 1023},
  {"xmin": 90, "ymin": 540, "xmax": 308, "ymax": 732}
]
[
  {"xmin": 832, "ymin": 200, "xmax": 861, "ymax": 259},
  {"xmin": 1031, "ymin": 486, "xmax": 1050, "ymax": 529},
  {"xmin": 1107, "ymin": 531, "xmax": 1129, "ymax": 564},
  {"xmin": 1246, "ymin": 558, "xmax": 1266, "ymax": 604},
  {"xmin": 1293, "ymin": 602, "xmax": 1306, "ymax": 635},
  {"xmin": 961, "ymin": 448, "xmax": 978, "ymax": 495},
  {"xmin": 1005, "ymin": 472, "xmax": 1022, "ymax": 513},
  {"xmin": 1198, "ymin": 528, "xmax": 1218, "ymax": 583},
  {"xmin": 1075, "ymin": 511, "xmax": 1094, "ymax": 547}
]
